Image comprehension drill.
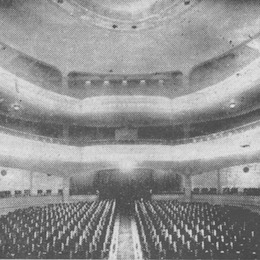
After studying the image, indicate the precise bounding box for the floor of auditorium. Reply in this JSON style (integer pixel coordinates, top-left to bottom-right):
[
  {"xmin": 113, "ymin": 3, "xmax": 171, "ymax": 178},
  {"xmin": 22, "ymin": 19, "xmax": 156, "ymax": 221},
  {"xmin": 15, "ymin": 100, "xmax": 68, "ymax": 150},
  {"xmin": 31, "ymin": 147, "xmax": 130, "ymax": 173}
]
[
  {"xmin": 112, "ymin": 201, "xmax": 142, "ymax": 260},
  {"xmin": 117, "ymin": 215, "xmax": 135, "ymax": 259}
]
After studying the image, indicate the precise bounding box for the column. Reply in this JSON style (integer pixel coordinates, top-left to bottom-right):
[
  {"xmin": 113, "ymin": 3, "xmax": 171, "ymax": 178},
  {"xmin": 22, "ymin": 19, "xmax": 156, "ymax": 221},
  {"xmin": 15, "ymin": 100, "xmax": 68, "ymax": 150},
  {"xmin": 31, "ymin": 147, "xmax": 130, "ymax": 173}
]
[
  {"xmin": 62, "ymin": 177, "xmax": 70, "ymax": 203},
  {"xmin": 183, "ymin": 168, "xmax": 192, "ymax": 202},
  {"xmin": 217, "ymin": 169, "xmax": 221, "ymax": 195},
  {"xmin": 96, "ymin": 127, "xmax": 104, "ymax": 140},
  {"xmin": 29, "ymin": 171, "xmax": 33, "ymax": 196},
  {"xmin": 61, "ymin": 75, "xmax": 69, "ymax": 95},
  {"xmin": 63, "ymin": 124, "xmax": 69, "ymax": 138},
  {"xmin": 182, "ymin": 73, "xmax": 190, "ymax": 94},
  {"xmin": 63, "ymin": 124, "xmax": 70, "ymax": 145}
]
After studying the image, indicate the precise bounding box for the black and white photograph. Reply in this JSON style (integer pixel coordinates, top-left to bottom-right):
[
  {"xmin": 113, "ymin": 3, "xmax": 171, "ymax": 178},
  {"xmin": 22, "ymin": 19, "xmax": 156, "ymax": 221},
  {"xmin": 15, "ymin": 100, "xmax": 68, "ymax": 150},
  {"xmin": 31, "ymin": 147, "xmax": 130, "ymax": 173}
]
[{"xmin": 0, "ymin": 0, "xmax": 260, "ymax": 259}]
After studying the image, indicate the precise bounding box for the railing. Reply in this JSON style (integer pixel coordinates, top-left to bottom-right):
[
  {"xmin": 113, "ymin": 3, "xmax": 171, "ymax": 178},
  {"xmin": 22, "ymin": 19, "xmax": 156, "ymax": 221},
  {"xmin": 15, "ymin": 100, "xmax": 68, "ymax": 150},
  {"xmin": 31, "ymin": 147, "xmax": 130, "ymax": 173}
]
[
  {"xmin": 0, "ymin": 125, "xmax": 69, "ymax": 145},
  {"xmin": 69, "ymin": 119, "xmax": 260, "ymax": 146},
  {"xmin": 0, "ymin": 119, "xmax": 259, "ymax": 147}
]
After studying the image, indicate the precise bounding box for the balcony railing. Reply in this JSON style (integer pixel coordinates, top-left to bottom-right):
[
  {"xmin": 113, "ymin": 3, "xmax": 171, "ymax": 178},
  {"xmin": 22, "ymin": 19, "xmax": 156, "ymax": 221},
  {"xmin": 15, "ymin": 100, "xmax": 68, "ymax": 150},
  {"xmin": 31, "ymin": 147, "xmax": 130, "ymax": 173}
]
[{"xmin": 0, "ymin": 119, "xmax": 259, "ymax": 147}]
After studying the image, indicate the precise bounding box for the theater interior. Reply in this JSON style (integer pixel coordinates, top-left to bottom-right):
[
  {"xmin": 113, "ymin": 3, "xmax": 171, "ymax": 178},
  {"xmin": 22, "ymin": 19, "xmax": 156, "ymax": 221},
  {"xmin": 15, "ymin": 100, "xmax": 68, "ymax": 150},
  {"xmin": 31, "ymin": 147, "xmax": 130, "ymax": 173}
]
[{"xmin": 0, "ymin": 0, "xmax": 260, "ymax": 259}]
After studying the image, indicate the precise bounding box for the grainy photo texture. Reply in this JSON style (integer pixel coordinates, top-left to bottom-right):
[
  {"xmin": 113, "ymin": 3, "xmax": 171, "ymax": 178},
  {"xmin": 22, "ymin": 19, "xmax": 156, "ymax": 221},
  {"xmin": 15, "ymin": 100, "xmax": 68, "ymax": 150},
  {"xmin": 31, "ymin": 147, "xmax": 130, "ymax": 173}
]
[{"xmin": 0, "ymin": 0, "xmax": 260, "ymax": 259}]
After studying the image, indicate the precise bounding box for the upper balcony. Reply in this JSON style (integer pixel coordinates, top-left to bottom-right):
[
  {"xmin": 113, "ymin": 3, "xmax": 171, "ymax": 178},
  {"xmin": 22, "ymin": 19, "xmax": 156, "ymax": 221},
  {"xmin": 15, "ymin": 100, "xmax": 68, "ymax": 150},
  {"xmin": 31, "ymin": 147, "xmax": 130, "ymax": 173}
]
[
  {"xmin": 0, "ymin": 115, "xmax": 258, "ymax": 176},
  {"xmin": 0, "ymin": 109, "xmax": 258, "ymax": 147}
]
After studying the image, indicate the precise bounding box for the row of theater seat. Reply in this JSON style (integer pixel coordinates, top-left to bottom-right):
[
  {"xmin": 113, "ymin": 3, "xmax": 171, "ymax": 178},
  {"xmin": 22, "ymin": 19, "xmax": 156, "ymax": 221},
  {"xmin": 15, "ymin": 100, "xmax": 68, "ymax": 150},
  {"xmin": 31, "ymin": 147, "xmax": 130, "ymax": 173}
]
[
  {"xmin": 193, "ymin": 187, "xmax": 260, "ymax": 195},
  {"xmin": 135, "ymin": 200, "xmax": 260, "ymax": 259},
  {"xmin": 243, "ymin": 188, "xmax": 260, "ymax": 196},
  {"xmin": 193, "ymin": 188, "xmax": 218, "ymax": 194},
  {"xmin": 0, "ymin": 190, "xmax": 62, "ymax": 198},
  {"xmin": 0, "ymin": 200, "xmax": 116, "ymax": 259}
]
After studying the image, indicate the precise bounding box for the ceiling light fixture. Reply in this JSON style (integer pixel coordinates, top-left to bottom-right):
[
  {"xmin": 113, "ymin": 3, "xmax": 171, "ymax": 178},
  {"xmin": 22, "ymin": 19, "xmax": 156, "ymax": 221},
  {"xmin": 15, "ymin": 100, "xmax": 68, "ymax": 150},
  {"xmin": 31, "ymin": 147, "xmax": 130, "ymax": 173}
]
[
  {"xmin": 12, "ymin": 103, "xmax": 21, "ymax": 111},
  {"xmin": 243, "ymin": 166, "xmax": 249, "ymax": 173},
  {"xmin": 229, "ymin": 102, "xmax": 236, "ymax": 109}
]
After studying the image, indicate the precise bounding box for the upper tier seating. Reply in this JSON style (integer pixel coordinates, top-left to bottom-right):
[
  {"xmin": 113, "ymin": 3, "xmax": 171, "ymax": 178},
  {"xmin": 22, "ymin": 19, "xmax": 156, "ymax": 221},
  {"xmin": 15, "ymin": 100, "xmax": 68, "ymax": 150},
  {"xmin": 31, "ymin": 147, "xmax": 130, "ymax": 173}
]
[
  {"xmin": 0, "ymin": 200, "xmax": 116, "ymax": 259},
  {"xmin": 135, "ymin": 200, "xmax": 260, "ymax": 259}
]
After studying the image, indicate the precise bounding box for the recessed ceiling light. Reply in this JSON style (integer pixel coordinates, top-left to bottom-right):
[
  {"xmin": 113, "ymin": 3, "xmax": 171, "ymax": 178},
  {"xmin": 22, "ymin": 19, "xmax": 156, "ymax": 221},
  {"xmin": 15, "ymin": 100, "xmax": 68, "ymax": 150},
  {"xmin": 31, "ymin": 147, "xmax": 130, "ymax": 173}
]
[
  {"xmin": 243, "ymin": 166, "xmax": 250, "ymax": 173},
  {"xmin": 241, "ymin": 144, "xmax": 250, "ymax": 148},
  {"xmin": 229, "ymin": 102, "xmax": 236, "ymax": 108},
  {"xmin": 12, "ymin": 103, "xmax": 21, "ymax": 111}
]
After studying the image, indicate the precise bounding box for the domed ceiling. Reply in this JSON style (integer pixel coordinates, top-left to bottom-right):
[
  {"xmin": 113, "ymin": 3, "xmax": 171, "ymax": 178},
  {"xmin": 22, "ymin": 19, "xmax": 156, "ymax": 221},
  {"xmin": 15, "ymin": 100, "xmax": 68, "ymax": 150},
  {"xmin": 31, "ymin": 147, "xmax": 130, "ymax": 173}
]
[{"xmin": 0, "ymin": 0, "xmax": 259, "ymax": 126}]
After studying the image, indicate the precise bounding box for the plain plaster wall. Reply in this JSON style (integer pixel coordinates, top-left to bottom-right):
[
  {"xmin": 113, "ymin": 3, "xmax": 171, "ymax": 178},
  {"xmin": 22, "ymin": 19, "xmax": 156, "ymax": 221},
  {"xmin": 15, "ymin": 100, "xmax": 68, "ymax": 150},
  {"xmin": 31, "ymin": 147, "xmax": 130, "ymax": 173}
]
[
  {"xmin": 0, "ymin": 167, "xmax": 63, "ymax": 195},
  {"xmin": 192, "ymin": 163, "xmax": 260, "ymax": 191}
]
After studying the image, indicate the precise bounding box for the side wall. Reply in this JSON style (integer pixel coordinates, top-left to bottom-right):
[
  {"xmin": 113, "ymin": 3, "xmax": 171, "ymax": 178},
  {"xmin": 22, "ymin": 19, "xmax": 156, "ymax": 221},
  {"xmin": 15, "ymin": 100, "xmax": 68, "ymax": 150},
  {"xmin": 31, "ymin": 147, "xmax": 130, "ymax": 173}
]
[
  {"xmin": 192, "ymin": 163, "xmax": 260, "ymax": 192},
  {"xmin": 0, "ymin": 167, "xmax": 98, "ymax": 216},
  {"xmin": 192, "ymin": 195, "xmax": 260, "ymax": 214},
  {"xmin": 0, "ymin": 167, "xmax": 63, "ymax": 195},
  {"xmin": 153, "ymin": 163, "xmax": 260, "ymax": 214}
]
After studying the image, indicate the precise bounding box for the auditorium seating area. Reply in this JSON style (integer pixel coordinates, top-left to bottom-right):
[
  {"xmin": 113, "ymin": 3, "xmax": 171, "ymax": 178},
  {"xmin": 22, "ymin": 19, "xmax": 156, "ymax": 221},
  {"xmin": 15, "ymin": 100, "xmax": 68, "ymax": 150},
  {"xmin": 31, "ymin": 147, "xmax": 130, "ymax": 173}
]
[
  {"xmin": 0, "ymin": 200, "xmax": 116, "ymax": 259},
  {"xmin": 135, "ymin": 200, "xmax": 260, "ymax": 259},
  {"xmin": 0, "ymin": 198, "xmax": 260, "ymax": 259}
]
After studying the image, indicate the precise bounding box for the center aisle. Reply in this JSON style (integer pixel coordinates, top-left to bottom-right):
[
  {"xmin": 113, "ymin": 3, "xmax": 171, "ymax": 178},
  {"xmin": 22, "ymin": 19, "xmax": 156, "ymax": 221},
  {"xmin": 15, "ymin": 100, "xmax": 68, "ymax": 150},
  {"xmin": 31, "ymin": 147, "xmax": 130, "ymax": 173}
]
[{"xmin": 117, "ymin": 214, "xmax": 135, "ymax": 260}]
